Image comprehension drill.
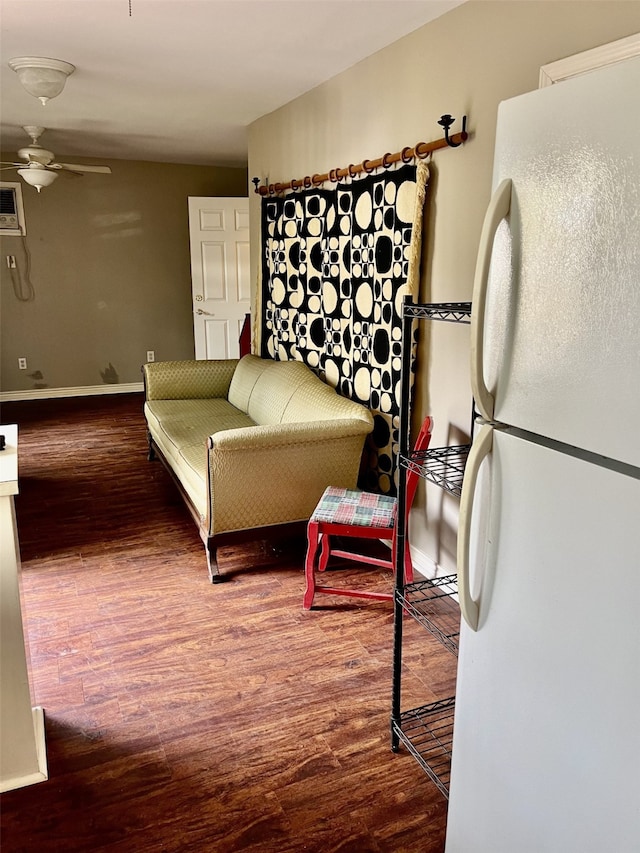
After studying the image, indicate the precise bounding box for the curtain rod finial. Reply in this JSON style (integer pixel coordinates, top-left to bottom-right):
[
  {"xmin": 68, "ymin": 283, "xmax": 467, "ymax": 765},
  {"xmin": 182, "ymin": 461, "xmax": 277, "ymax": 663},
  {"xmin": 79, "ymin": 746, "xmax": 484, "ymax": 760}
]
[{"xmin": 438, "ymin": 114, "xmax": 467, "ymax": 148}]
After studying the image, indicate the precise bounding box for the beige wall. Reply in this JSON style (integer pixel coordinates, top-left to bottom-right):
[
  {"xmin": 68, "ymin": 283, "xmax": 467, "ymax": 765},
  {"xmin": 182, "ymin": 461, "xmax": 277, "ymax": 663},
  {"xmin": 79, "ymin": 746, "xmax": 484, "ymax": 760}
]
[
  {"xmin": 248, "ymin": 1, "xmax": 640, "ymax": 572},
  {"xmin": 0, "ymin": 157, "xmax": 247, "ymax": 395}
]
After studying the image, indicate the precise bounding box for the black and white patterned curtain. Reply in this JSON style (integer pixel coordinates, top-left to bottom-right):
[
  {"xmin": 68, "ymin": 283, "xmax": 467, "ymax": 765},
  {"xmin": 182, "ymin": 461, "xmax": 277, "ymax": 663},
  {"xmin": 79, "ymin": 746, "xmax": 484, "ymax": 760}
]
[{"xmin": 260, "ymin": 162, "xmax": 429, "ymax": 494}]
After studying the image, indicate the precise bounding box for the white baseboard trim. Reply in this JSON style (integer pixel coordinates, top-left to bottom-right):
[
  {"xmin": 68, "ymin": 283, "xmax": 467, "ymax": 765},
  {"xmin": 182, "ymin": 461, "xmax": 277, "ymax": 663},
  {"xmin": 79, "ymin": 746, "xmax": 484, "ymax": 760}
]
[
  {"xmin": 409, "ymin": 545, "xmax": 458, "ymax": 581},
  {"xmin": 0, "ymin": 382, "xmax": 144, "ymax": 403}
]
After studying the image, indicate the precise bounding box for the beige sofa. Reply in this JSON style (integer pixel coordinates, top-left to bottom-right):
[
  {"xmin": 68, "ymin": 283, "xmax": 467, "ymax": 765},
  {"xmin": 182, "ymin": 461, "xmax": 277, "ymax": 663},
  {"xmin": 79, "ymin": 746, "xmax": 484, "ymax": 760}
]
[{"xmin": 143, "ymin": 354, "xmax": 374, "ymax": 582}]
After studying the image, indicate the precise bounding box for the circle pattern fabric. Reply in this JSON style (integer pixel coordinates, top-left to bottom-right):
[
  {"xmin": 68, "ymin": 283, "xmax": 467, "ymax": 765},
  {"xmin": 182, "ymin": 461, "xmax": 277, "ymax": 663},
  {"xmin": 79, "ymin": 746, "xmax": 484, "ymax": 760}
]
[{"xmin": 261, "ymin": 164, "xmax": 423, "ymax": 494}]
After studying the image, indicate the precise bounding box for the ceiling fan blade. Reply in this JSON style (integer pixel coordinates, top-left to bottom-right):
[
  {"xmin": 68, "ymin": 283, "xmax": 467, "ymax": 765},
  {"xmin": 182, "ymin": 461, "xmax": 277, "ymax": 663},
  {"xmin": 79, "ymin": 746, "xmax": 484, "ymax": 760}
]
[
  {"xmin": 0, "ymin": 162, "xmax": 22, "ymax": 167},
  {"xmin": 50, "ymin": 163, "xmax": 112, "ymax": 174}
]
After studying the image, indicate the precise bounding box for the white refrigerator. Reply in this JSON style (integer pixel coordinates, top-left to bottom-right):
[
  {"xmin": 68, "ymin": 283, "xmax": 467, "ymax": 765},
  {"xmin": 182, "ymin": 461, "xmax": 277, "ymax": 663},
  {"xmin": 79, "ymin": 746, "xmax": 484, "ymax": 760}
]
[{"xmin": 445, "ymin": 56, "xmax": 640, "ymax": 852}]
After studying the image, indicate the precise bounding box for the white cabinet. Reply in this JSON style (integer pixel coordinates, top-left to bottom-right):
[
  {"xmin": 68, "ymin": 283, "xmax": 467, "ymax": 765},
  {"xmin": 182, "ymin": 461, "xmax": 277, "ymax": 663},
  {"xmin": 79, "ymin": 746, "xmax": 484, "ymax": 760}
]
[{"xmin": 0, "ymin": 425, "xmax": 48, "ymax": 792}]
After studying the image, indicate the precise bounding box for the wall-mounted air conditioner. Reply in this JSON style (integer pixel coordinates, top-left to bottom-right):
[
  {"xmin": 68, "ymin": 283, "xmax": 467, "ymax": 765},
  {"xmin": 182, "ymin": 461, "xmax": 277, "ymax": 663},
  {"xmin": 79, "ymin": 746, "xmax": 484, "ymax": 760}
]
[{"xmin": 0, "ymin": 182, "xmax": 26, "ymax": 236}]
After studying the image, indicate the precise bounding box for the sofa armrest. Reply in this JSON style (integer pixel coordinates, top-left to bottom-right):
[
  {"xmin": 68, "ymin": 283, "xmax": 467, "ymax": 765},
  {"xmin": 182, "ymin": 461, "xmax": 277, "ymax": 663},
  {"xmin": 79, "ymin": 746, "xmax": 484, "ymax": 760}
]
[
  {"xmin": 205, "ymin": 419, "xmax": 373, "ymax": 536},
  {"xmin": 207, "ymin": 418, "xmax": 372, "ymax": 451},
  {"xmin": 143, "ymin": 359, "xmax": 239, "ymax": 401}
]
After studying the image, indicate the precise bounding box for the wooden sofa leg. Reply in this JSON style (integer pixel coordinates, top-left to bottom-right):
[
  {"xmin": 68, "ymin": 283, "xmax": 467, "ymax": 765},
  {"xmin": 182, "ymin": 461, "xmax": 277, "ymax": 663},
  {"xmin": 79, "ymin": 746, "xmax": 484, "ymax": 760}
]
[
  {"xmin": 147, "ymin": 432, "xmax": 156, "ymax": 462},
  {"xmin": 206, "ymin": 541, "xmax": 225, "ymax": 584}
]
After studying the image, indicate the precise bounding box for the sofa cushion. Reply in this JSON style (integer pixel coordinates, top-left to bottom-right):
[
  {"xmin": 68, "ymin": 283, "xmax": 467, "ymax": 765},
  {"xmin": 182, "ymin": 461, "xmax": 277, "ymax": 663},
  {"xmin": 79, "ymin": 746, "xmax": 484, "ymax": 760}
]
[
  {"xmin": 176, "ymin": 443, "xmax": 211, "ymax": 519},
  {"xmin": 145, "ymin": 398, "xmax": 255, "ymax": 520},
  {"xmin": 227, "ymin": 354, "xmax": 271, "ymax": 412},
  {"xmin": 145, "ymin": 399, "xmax": 254, "ymax": 465},
  {"xmin": 282, "ymin": 378, "xmax": 370, "ymax": 423},
  {"xmin": 247, "ymin": 360, "xmax": 315, "ymax": 424},
  {"xmin": 227, "ymin": 354, "xmax": 371, "ymax": 427}
]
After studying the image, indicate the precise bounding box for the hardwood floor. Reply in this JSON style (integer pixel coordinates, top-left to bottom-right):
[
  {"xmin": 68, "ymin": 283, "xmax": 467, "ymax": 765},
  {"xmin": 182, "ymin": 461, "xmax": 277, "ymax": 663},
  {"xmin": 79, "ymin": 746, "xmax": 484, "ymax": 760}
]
[{"xmin": 0, "ymin": 394, "xmax": 456, "ymax": 852}]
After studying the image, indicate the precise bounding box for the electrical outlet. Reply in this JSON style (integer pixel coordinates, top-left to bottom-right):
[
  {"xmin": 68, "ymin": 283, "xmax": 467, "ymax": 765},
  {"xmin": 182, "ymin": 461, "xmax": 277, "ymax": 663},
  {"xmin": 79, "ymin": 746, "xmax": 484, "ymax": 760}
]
[
  {"xmin": 18, "ymin": 357, "xmax": 27, "ymax": 369},
  {"xmin": 146, "ymin": 350, "xmax": 155, "ymax": 363},
  {"xmin": 6, "ymin": 255, "xmax": 16, "ymax": 269}
]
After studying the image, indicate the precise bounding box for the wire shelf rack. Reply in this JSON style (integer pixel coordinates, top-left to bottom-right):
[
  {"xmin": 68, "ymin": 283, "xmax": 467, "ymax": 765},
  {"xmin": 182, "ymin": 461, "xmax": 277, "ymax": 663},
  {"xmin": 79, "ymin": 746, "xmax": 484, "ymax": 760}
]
[
  {"xmin": 401, "ymin": 444, "xmax": 470, "ymax": 497},
  {"xmin": 403, "ymin": 302, "xmax": 472, "ymax": 323},
  {"xmin": 391, "ymin": 298, "xmax": 471, "ymax": 798},
  {"xmin": 392, "ymin": 697, "xmax": 456, "ymax": 798},
  {"xmin": 396, "ymin": 575, "xmax": 460, "ymax": 655}
]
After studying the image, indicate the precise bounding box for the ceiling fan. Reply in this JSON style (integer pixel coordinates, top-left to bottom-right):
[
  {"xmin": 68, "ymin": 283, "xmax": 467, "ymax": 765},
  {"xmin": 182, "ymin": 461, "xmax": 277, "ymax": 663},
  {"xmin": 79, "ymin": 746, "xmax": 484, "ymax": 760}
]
[{"xmin": 0, "ymin": 126, "xmax": 112, "ymax": 192}]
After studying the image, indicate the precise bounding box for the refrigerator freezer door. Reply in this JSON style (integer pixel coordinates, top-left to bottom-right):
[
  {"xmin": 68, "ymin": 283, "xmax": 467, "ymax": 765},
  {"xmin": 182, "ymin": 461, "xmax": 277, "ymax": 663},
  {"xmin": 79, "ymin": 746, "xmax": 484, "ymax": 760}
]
[
  {"xmin": 445, "ymin": 428, "xmax": 640, "ymax": 853},
  {"xmin": 481, "ymin": 56, "xmax": 640, "ymax": 468}
]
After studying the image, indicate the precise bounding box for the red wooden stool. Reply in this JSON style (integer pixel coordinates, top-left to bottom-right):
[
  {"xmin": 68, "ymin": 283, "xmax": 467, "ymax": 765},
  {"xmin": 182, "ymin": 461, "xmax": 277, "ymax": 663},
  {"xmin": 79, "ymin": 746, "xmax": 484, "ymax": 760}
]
[{"xmin": 303, "ymin": 416, "xmax": 433, "ymax": 609}]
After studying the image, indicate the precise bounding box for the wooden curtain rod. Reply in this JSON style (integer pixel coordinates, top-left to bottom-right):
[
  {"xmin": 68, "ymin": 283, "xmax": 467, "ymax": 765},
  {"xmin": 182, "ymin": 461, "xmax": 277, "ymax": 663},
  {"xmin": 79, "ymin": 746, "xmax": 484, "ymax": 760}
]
[{"xmin": 252, "ymin": 114, "xmax": 468, "ymax": 196}]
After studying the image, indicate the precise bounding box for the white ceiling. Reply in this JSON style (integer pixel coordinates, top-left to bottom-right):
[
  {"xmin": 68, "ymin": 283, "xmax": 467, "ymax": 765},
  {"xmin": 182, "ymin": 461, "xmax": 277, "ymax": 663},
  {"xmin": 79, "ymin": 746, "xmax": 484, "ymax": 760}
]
[{"xmin": 0, "ymin": 0, "xmax": 465, "ymax": 167}]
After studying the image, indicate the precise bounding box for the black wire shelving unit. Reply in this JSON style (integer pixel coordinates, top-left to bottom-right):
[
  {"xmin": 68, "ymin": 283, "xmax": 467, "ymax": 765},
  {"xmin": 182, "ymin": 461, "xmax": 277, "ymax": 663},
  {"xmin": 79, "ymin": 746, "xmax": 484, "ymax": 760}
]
[{"xmin": 391, "ymin": 297, "xmax": 472, "ymax": 799}]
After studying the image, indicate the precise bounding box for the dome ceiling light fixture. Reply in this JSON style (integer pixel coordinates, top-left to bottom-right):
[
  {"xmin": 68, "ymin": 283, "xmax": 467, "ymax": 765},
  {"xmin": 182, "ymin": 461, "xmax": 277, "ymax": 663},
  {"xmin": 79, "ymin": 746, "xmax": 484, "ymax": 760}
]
[
  {"xmin": 17, "ymin": 165, "xmax": 58, "ymax": 192},
  {"xmin": 8, "ymin": 56, "xmax": 76, "ymax": 105}
]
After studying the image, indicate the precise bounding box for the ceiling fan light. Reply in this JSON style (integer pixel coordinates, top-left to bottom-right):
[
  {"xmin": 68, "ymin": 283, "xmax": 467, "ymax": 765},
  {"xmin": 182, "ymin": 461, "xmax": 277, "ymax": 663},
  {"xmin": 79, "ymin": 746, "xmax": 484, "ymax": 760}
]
[
  {"xmin": 9, "ymin": 57, "xmax": 75, "ymax": 105},
  {"xmin": 18, "ymin": 167, "xmax": 58, "ymax": 192}
]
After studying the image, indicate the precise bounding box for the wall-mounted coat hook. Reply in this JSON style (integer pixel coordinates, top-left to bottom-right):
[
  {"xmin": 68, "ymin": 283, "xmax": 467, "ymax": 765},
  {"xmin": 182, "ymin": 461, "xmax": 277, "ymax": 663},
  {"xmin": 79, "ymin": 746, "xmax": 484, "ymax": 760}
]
[{"xmin": 437, "ymin": 114, "xmax": 467, "ymax": 148}]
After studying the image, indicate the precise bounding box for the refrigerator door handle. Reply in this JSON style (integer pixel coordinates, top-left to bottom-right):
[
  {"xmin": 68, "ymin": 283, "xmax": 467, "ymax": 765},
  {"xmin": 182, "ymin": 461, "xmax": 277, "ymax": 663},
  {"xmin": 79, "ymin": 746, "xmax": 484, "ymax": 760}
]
[
  {"xmin": 457, "ymin": 422, "xmax": 493, "ymax": 631},
  {"xmin": 470, "ymin": 178, "xmax": 512, "ymax": 421}
]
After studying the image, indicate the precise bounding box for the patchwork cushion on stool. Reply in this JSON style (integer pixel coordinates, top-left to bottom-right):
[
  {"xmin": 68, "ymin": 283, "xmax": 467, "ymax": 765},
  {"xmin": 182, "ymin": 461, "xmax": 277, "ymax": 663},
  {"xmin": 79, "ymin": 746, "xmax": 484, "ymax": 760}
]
[{"xmin": 311, "ymin": 487, "xmax": 396, "ymax": 529}]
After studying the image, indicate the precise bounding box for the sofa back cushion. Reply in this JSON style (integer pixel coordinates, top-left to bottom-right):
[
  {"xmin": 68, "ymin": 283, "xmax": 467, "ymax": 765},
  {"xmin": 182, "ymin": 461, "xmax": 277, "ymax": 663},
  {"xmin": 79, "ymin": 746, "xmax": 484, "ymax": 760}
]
[
  {"xmin": 228, "ymin": 354, "xmax": 373, "ymax": 428},
  {"xmin": 281, "ymin": 378, "xmax": 372, "ymax": 424},
  {"xmin": 227, "ymin": 354, "xmax": 271, "ymax": 412},
  {"xmin": 247, "ymin": 360, "xmax": 314, "ymax": 424},
  {"xmin": 229, "ymin": 354, "xmax": 313, "ymax": 423}
]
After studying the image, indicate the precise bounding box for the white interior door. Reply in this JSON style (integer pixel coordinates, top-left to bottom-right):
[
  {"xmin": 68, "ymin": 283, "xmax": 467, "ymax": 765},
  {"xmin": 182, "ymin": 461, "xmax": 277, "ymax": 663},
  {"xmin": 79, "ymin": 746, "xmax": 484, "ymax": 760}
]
[{"xmin": 188, "ymin": 197, "xmax": 250, "ymax": 360}]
